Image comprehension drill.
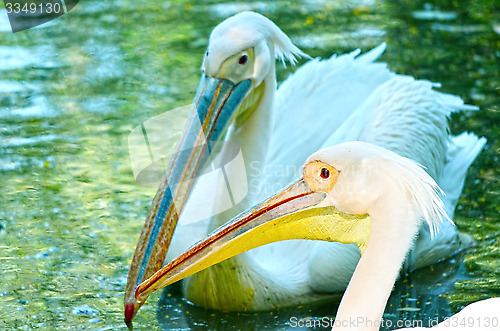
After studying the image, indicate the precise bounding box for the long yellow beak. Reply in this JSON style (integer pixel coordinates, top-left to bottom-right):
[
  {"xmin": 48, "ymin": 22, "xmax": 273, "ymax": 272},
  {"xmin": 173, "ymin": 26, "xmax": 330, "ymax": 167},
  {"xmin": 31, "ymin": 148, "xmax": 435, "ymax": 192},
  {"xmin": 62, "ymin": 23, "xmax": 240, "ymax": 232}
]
[
  {"xmin": 124, "ymin": 75, "xmax": 252, "ymax": 325},
  {"xmin": 133, "ymin": 177, "xmax": 371, "ymax": 303},
  {"xmin": 134, "ymin": 174, "xmax": 372, "ymax": 305}
]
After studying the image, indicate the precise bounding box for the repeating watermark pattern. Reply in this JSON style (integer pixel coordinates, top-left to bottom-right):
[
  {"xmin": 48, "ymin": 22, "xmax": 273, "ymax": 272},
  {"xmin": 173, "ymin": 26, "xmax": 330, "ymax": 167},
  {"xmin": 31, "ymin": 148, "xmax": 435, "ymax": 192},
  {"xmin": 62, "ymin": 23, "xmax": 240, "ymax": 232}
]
[
  {"xmin": 4, "ymin": 0, "xmax": 79, "ymax": 32},
  {"xmin": 248, "ymin": 160, "xmax": 301, "ymax": 197},
  {"xmin": 128, "ymin": 105, "xmax": 248, "ymax": 226}
]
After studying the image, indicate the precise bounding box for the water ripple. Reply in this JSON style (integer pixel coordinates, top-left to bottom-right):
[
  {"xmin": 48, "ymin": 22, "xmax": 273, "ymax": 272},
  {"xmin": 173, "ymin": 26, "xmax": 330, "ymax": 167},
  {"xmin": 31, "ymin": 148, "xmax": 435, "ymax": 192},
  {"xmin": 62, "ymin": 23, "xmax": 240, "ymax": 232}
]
[{"xmin": 0, "ymin": 45, "xmax": 61, "ymax": 71}]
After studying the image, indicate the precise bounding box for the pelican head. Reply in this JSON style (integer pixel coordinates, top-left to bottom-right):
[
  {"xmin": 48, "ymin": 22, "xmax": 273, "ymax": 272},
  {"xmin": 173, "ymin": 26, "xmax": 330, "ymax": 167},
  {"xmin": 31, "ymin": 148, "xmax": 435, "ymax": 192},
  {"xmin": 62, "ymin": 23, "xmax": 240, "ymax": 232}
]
[
  {"xmin": 201, "ymin": 11, "xmax": 307, "ymax": 126},
  {"xmin": 124, "ymin": 11, "xmax": 307, "ymax": 324},
  {"xmin": 204, "ymin": 11, "xmax": 306, "ymax": 81},
  {"xmin": 134, "ymin": 141, "xmax": 447, "ymax": 306}
]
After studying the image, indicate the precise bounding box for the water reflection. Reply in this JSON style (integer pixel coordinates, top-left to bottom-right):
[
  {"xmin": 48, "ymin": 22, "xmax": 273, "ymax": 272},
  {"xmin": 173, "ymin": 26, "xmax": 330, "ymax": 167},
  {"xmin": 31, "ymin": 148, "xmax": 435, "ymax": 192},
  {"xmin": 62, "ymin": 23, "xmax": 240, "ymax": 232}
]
[
  {"xmin": 0, "ymin": 95, "xmax": 58, "ymax": 118},
  {"xmin": 0, "ymin": 79, "xmax": 26, "ymax": 93},
  {"xmin": 0, "ymin": 45, "xmax": 59, "ymax": 70},
  {"xmin": 295, "ymin": 28, "xmax": 386, "ymax": 50}
]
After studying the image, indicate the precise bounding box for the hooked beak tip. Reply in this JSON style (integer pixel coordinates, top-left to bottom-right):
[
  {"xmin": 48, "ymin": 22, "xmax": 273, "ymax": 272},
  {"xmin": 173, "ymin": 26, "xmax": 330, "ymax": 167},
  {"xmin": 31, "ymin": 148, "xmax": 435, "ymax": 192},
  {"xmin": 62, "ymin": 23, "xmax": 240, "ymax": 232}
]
[
  {"xmin": 125, "ymin": 319, "xmax": 133, "ymax": 330},
  {"xmin": 124, "ymin": 302, "xmax": 137, "ymax": 328}
]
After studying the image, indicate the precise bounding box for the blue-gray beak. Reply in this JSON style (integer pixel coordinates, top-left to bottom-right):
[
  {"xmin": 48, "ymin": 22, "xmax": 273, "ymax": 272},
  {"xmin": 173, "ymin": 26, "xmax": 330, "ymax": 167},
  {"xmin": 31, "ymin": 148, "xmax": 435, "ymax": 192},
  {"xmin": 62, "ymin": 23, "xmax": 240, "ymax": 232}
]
[{"xmin": 124, "ymin": 74, "xmax": 251, "ymax": 325}]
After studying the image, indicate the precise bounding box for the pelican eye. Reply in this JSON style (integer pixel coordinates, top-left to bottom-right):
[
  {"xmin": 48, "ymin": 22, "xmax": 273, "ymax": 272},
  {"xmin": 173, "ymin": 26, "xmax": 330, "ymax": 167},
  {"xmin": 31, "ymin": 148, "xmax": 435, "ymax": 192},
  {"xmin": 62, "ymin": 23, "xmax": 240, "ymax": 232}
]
[
  {"xmin": 304, "ymin": 161, "xmax": 338, "ymax": 192},
  {"xmin": 239, "ymin": 55, "xmax": 248, "ymax": 65}
]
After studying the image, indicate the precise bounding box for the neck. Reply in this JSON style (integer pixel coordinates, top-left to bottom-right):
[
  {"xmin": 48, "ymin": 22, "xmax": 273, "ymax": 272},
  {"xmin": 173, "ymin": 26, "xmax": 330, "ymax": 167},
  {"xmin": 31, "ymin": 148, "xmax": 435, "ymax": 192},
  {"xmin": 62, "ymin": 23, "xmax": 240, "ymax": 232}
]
[
  {"xmin": 233, "ymin": 62, "xmax": 277, "ymax": 181},
  {"xmin": 334, "ymin": 193, "xmax": 420, "ymax": 331},
  {"xmin": 209, "ymin": 60, "xmax": 277, "ymax": 230},
  {"xmin": 184, "ymin": 62, "xmax": 306, "ymax": 310}
]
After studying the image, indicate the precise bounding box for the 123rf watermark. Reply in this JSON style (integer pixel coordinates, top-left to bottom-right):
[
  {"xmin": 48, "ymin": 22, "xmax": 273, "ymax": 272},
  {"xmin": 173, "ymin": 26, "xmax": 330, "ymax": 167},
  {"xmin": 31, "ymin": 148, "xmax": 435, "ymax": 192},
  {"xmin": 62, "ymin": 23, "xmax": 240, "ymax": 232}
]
[
  {"xmin": 3, "ymin": 0, "xmax": 79, "ymax": 32},
  {"xmin": 289, "ymin": 316, "xmax": 499, "ymax": 329}
]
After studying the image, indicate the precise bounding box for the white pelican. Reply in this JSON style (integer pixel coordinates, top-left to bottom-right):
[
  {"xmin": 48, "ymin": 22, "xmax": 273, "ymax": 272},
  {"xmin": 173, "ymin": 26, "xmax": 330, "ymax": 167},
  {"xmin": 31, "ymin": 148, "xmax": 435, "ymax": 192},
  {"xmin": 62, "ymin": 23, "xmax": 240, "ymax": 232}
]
[
  {"xmin": 124, "ymin": 11, "xmax": 485, "ymax": 324},
  {"xmin": 135, "ymin": 141, "xmax": 500, "ymax": 330}
]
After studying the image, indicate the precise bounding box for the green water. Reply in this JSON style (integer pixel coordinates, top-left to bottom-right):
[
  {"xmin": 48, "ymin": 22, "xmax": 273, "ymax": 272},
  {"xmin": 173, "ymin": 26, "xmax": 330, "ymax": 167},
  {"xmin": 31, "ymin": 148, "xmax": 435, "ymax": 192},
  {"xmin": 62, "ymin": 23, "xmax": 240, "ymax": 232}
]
[{"xmin": 0, "ymin": 0, "xmax": 498, "ymax": 330}]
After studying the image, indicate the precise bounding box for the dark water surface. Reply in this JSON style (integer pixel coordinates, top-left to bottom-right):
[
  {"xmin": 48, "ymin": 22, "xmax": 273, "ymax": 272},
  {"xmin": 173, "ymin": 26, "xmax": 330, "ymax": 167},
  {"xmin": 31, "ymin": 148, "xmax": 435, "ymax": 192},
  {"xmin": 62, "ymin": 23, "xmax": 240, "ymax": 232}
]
[{"xmin": 0, "ymin": 0, "xmax": 498, "ymax": 330}]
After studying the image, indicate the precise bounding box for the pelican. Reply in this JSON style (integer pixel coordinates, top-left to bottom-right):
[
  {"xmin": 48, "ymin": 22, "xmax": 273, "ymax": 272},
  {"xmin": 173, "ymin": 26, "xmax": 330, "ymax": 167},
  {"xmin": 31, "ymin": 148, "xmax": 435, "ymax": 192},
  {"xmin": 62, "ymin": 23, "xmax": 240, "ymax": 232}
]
[
  {"xmin": 135, "ymin": 141, "xmax": 500, "ymax": 330},
  {"xmin": 124, "ymin": 11, "xmax": 486, "ymax": 323}
]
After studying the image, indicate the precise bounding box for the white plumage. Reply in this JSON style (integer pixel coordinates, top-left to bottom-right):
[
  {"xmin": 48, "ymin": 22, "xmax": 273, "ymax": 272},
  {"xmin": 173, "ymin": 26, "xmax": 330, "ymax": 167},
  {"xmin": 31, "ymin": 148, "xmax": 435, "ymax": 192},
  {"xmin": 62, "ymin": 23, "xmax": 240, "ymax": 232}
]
[
  {"xmin": 296, "ymin": 141, "xmax": 498, "ymax": 331},
  {"xmin": 161, "ymin": 11, "xmax": 485, "ymax": 311},
  {"xmin": 141, "ymin": 140, "xmax": 499, "ymax": 330}
]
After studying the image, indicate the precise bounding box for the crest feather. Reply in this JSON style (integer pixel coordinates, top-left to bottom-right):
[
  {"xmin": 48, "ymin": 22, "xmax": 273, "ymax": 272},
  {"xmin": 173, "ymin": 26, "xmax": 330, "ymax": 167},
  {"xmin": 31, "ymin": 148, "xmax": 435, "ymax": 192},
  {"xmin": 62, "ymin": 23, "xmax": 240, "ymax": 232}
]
[
  {"xmin": 378, "ymin": 145, "xmax": 452, "ymax": 237},
  {"xmin": 209, "ymin": 11, "xmax": 309, "ymax": 67}
]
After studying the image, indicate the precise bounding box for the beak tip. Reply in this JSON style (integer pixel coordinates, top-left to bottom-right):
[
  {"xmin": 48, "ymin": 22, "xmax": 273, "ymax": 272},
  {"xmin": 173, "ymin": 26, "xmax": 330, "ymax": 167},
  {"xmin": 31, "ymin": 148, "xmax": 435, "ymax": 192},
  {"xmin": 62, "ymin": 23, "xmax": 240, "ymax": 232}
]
[
  {"xmin": 124, "ymin": 318, "xmax": 134, "ymax": 330},
  {"xmin": 124, "ymin": 302, "xmax": 137, "ymax": 328}
]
